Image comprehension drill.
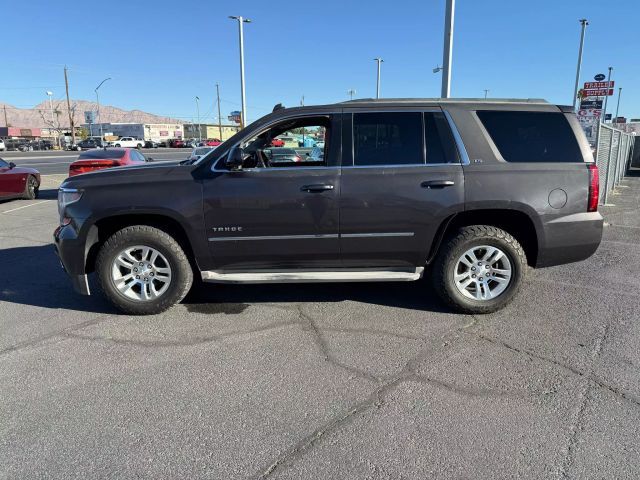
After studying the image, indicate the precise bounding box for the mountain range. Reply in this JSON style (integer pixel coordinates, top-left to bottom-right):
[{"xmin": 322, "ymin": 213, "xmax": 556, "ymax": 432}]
[{"xmin": 0, "ymin": 100, "xmax": 182, "ymax": 129}]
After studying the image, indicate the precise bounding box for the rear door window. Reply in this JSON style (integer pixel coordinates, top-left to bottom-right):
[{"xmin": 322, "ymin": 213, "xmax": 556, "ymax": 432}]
[
  {"xmin": 477, "ymin": 111, "xmax": 583, "ymax": 163},
  {"xmin": 424, "ymin": 112, "xmax": 459, "ymax": 164},
  {"xmin": 353, "ymin": 112, "xmax": 423, "ymax": 166}
]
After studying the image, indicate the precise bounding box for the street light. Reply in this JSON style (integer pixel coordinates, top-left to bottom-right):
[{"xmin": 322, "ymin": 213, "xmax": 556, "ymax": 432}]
[
  {"xmin": 572, "ymin": 19, "xmax": 589, "ymax": 109},
  {"xmin": 347, "ymin": 89, "xmax": 356, "ymax": 100},
  {"xmin": 484, "ymin": 89, "xmax": 490, "ymax": 99},
  {"xmin": 441, "ymin": 0, "xmax": 455, "ymax": 98},
  {"xmin": 373, "ymin": 58, "xmax": 384, "ymax": 99},
  {"xmin": 603, "ymin": 66, "xmax": 613, "ymax": 122},
  {"xmin": 195, "ymin": 96, "xmax": 201, "ymax": 142},
  {"xmin": 95, "ymin": 77, "xmax": 111, "ymax": 141},
  {"xmin": 229, "ymin": 15, "xmax": 251, "ymax": 128},
  {"xmin": 45, "ymin": 90, "xmax": 56, "ymax": 146},
  {"xmin": 433, "ymin": 66, "xmax": 443, "ymax": 74}
]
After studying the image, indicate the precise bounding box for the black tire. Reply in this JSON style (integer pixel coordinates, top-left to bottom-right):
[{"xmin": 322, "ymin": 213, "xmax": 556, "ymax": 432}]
[
  {"xmin": 432, "ymin": 225, "xmax": 527, "ymax": 314},
  {"xmin": 95, "ymin": 226, "xmax": 193, "ymax": 315},
  {"xmin": 23, "ymin": 175, "xmax": 39, "ymax": 200},
  {"xmin": 115, "ymin": 144, "xmax": 121, "ymax": 147},
  {"xmin": 136, "ymin": 144, "xmax": 142, "ymax": 149}
]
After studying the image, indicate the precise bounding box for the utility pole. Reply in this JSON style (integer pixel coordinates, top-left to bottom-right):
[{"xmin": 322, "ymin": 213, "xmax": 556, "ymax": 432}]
[
  {"xmin": 195, "ymin": 96, "xmax": 201, "ymax": 142},
  {"xmin": 300, "ymin": 95, "xmax": 305, "ymax": 106},
  {"xmin": 602, "ymin": 66, "xmax": 613, "ymax": 122},
  {"xmin": 441, "ymin": 0, "xmax": 455, "ymax": 98},
  {"xmin": 229, "ymin": 16, "xmax": 251, "ymax": 128},
  {"xmin": 95, "ymin": 77, "xmax": 111, "ymax": 141},
  {"xmin": 573, "ymin": 19, "xmax": 589, "ymax": 109},
  {"xmin": 484, "ymin": 89, "xmax": 489, "ymax": 99},
  {"xmin": 374, "ymin": 58, "xmax": 383, "ymax": 99},
  {"xmin": 3, "ymin": 105, "xmax": 7, "ymax": 127},
  {"xmin": 64, "ymin": 66, "xmax": 76, "ymax": 145},
  {"xmin": 347, "ymin": 89, "xmax": 356, "ymax": 100},
  {"xmin": 615, "ymin": 87, "xmax": 622, "ymax": 122},
  {"xmin": 216, "ymin": 83, "xmax": 222, "ymax": 140}
]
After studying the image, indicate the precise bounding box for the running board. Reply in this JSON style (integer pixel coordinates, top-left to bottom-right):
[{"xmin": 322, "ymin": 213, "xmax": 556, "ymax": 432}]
[{"xmin": 200, "ymin": 267, "xmax": 424, "ymax": 284}]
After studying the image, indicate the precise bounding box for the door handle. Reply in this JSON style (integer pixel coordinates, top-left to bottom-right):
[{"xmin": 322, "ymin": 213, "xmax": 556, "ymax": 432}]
[
  {"xmin": 301, "ymin": 184, "xmax": 334, "ymax": 193},
  {"xmin": 421, "ymin": 180, "xmax": 455, "ymax": 189}
]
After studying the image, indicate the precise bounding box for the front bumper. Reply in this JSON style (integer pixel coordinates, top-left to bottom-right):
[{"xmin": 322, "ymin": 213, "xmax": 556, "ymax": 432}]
[
  {"xmin": 536, "ymin": 211, "xmax": 604, "ymax": 268},
  {"xmin": 53, "ymin": 224, "xmax": 91, "ymax": 295}
]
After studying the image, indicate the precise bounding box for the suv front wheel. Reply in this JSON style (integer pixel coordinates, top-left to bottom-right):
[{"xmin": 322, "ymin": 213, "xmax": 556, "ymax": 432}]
[
  {"xmin": 96, "ymin": 226, "xmax": 193, "ymax": 315},
  {"xmin": 433, "ymin": 225, "xmax": 527, "ymax": 314}
]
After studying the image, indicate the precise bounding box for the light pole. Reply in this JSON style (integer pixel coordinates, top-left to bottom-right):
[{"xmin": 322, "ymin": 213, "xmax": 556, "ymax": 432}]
[
  {"xmin": 216, "ymin": 83, "xmax": 223, "ymax": 140},
  {"xmin": 95, "ymin": 77, "xmax": 111, "ymax": 141},
  {"xmin": 229, "ymin": 15, "xmax": 251, "ymax": 128},
  {"xmin": 374, "ymin": 58, "xmax": 384, "ymax": 99},
  {"xmin": 195, "ymin": 96, "xmax": 201, "ymax": 142},
  {"xmin": 603, "ymin": 66, "xmax": 613, "ymax": 122},
  {"xmin": 347, "ymin": 89, "xmax": 356, "ymax": 100},
  {"xmin": 484, "ymin": 89, "xmax": 489, "ymax": 99},
  {"xmin": 46, "ymin": 90, "xmax": 56, "ymax": 146},
  {"xmin": 614, "ymin": 87, "xmax": 622, "ymax": 122},
  {"xmin": 572, "ymin": 19, "xmax": 589, "ymax": 109},
  {"xmin": 441, "ymin": 0, "xmax": 455, "ymax": 98}
]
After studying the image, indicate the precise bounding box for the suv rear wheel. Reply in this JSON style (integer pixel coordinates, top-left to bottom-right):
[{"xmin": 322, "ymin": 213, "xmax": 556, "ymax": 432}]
[
  {"xmin": 433, "ymin": 225, "xmax": 526, "ymax": 314},
  {"xmin": 96, "ymin": 226, "xmax": 193, "ymax": 315}
]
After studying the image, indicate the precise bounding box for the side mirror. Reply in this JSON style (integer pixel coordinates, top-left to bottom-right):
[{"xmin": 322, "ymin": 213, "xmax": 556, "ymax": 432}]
[
  {"xmin": 146, "ymin": 157, "xmax": 154, "ymax": 162},
  {"xmin": 225, "ymin": 146, "xmax": 245, "ymax": 170},
  {"xmin": 9, "ymin": 162, "xmax": 16, "ymax": 169}
]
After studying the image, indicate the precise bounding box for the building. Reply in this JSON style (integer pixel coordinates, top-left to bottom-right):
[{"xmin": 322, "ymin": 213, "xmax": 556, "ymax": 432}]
[
  {"xmin": 183, "ymin": 123, "xmax": 240, "ymax": 141},
  {"xmin": 80, "ymin": 122, "xmax": 185, "ymax": 142},
  {"xmin": 0, "ymin": 127, "xmax": 42, "ymax": 139}
]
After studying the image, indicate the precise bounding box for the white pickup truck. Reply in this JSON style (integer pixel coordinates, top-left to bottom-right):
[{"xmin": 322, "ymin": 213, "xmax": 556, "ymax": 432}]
[{"xmin": 108, "ymin": 137, "xmax": 144, "ymax": 148}]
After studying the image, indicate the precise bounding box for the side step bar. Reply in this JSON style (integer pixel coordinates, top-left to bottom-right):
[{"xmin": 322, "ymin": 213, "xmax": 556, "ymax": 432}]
[{"xmin": 201, "ymin": 267, "xmax": 424, "ymax": 284}]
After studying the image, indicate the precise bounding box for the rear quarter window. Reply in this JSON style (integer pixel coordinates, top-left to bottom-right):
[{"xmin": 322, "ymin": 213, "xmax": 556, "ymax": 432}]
[
  {"xmin": 79, "ymin": 149, "xmax": 126, "ymax": 159},
  {"xmin": 477, "ymin": 111, "xmax": 584, "ymax": 163}
]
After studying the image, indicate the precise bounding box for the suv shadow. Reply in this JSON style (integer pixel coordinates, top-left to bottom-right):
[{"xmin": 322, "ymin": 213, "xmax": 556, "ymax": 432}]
[{"xmin": 0, "ymin": 244, "xmax": 448, "ymax": 314}]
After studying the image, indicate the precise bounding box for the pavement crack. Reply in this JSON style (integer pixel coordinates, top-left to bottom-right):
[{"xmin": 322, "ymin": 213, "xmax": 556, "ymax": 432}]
[
  {"xmin": 255, "ymin": 374, "xmax": 408, "ymax": 479},
  {"xmin": 296, "ymin": 305, "xmax": 381, "ymax": 384},
  {"xmin": 0, "ymin": 315, "xmax": 109, "ymax": 357},
  {"xmin": 61, "ymin": 321, "xmax": 297, "ymax": 349}
]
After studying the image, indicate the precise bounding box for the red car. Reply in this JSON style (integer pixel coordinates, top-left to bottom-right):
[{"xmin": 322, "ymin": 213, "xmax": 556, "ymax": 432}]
[
  {"xmin": 0, "ymin": 157, "xmax": 40, "ymax": 200},
  {"xmin": 68, "ymin": 148, "xmax": 150, "ymax": 177},
  {"xmin": 204, "ymin": 139, "xmax": 222, "ymax": 147},
  {"xmin": 171, "ymin": 139, "xmax": 186, "ymax": 148},
  {"xmin": 270, "ymin": 138, "xmax": 285, "ymax": 147}
]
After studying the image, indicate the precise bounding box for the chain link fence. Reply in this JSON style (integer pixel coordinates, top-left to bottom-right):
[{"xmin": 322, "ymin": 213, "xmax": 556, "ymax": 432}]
[{"xmin": 594, "ymin": 123, "xmax": 635, "ymax": 204}]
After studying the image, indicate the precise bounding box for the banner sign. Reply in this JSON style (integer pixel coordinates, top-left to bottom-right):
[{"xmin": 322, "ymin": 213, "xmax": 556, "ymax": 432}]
[
  {"xmin": 580, "ymin": 98, "xmax": 603, "ymax": 110},
  {"xmin": 581, "ymin": 88, "xmax": 614, "ymax": 97},
  {"xmin": 584, "ymin": 81, "xmax": 614, "ymax": 89}
]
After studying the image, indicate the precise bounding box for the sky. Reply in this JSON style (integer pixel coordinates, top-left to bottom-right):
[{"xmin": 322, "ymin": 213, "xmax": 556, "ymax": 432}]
[{"xmin": 1, "ymin": 0, "xmax": 638, "ymax": 124}]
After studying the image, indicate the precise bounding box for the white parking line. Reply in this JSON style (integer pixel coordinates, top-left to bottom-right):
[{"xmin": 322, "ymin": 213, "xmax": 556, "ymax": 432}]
[{"xmin": 1, "ymin": 201, "xmax": 48, "ymax": 214}]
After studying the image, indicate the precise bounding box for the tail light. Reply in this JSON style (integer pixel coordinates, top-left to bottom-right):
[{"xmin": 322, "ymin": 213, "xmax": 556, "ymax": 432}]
[
  {"xmin": 68, "ymin": 161, "xmax": 120, "ymax": 176},
  {"xmin": 587, "ymin": 163, "xmax": 599, "ymax": 212}
]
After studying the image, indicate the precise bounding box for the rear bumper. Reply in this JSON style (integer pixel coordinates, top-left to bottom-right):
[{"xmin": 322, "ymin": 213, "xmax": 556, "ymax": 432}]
[
  {"xmin": 536, "ymin": 212, "xmax": 604, "ymax": 267},
  {"xmin": 53, "ymin": 224, "xmax": 91, "ymax": 295}
]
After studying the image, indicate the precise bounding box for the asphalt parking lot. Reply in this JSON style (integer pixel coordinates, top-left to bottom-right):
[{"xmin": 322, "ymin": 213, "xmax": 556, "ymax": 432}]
[{"xmin": 1, "ymin": 167, "xmax": 640, "ymax": 479}]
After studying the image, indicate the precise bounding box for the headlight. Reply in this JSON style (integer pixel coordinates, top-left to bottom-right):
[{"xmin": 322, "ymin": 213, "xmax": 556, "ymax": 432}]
[{"xmin": 57, "ymin": 187, "xmax": 83, "ymax": 224}]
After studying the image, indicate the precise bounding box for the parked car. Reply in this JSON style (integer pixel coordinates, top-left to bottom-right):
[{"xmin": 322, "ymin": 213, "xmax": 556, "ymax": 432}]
[
  {"xmin": 204, "ymin": 139, "xmax": 222, "ymax": 147},
  {"xmin": 0, "ymin": 157, "xmax": 40, "ymax": 200},
  {"xmin": 76, "ymin": 138, "xmax": 104, "ymax": 150},
  {"xmin": 171, "ymin": 139, "xmax": 186, "ymax": 148},
  {"xmin": 68, "ymin": 148, "xmax": 152, "ymax": 177},
  {"xmin": 108, "ymin": 137, "xmax": 144, "ymax": 149},
  {"xmin": 144, "ymin": 140, "xmax": 159, "ymax": 149},
  {"xmin": 270, "ymin": 138, "xmax": 285, "ymax": 147},
  {"xmin": 276, "ymin": 135, "xmax": 298, "ymax": 148},
  {"xmin": 3, "ymin": 138, "xmax": 30, "ymax": 151},
  {"xmin": 30, "ymin": 139, "xmax": 54, "ymax": 151},
  {"xmin": 187, "ymin": 146, "xmax": 216, "ymax": 163},
  {"xmin": 54, "ymin": 98, "xmax": 603, "ymax": 315},
  {"xmin": 0, "ymin": 139, "xmax": 5, "ymax": 151},
  {"xmin": 262, "ymin": 147, "xmax": 302, "ymax": 164}
]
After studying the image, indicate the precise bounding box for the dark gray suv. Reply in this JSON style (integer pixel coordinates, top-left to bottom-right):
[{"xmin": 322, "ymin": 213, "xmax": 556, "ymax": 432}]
[{"xmin": 54, "ymin": 98, "xmax": 603, "ymax": 315}]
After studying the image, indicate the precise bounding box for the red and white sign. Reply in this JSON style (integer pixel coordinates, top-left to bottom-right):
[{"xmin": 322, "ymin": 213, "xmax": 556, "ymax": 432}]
[
  {"xmin": 584, "ymin": 81, "xmax": 614, "ymax": 89},
  {"xmin": 578, "ymin": 109, "xmax": 602, "ymax": 118},
  {"xmin": 581, "ymin": 88, "xmax": 614, "ymax": 97}
]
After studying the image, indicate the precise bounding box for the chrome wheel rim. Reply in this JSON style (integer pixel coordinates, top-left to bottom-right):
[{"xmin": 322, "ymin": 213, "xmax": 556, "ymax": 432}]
[
  {"xmin": 111, "ymin": 245, "xmax": 172, "ymax": 301},
  {"xmin": 454, "ymin": 245, "xmax": 512, "ymax": 301},
  {"xmin": 28, "ymin": 178, "xmax": 36, "ymax": 197}
]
